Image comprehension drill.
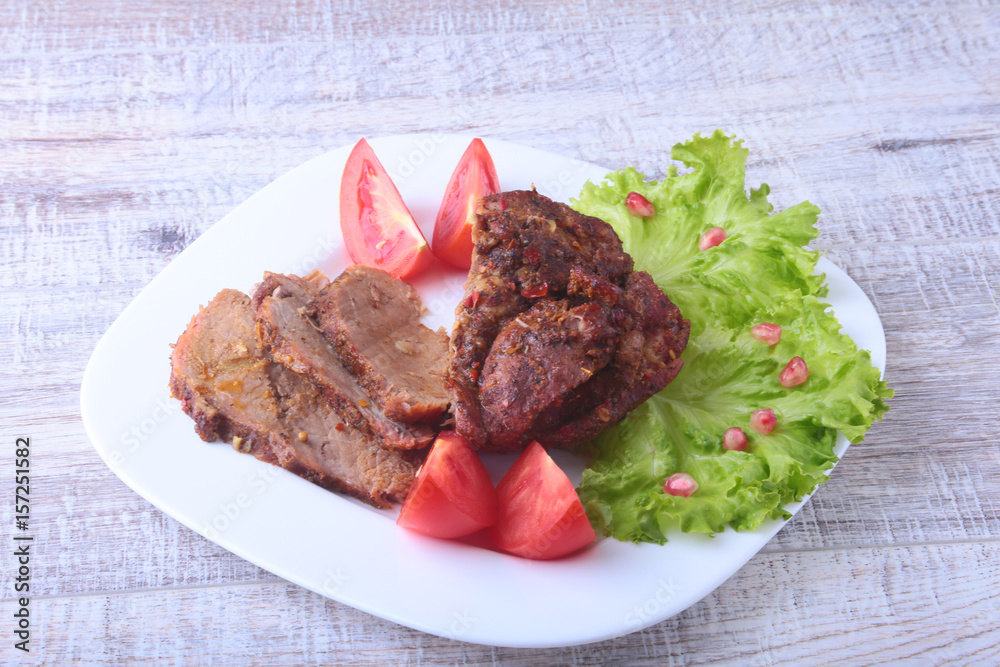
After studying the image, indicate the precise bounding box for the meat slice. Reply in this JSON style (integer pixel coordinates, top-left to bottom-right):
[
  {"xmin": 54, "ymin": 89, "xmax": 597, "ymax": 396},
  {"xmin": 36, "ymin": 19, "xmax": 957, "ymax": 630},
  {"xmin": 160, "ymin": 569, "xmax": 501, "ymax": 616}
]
[
  {"xmin": 253, "ymin": 271, "xmax": 436, "ymax": 451},
  {"xmin": 479, "ymin": 300, "xmax": 618, "ymax": 447},
  {"xmin": 526, "ymin": 270, "xmax": 688, "ymax": 447},
  {"xmin": 449, "ymin": 189, "xmax": 690, "ymax": 451},
  {"xmin": 450, "ymin": 190, "xmax": 635, "ymax": 446},
  {"xmin": 169, "ymin": 289, "xmax": 421, "ymax": 508},
  {"xmin": 309, "ymin": 265, "xmax": 450, "ymax": 423}
]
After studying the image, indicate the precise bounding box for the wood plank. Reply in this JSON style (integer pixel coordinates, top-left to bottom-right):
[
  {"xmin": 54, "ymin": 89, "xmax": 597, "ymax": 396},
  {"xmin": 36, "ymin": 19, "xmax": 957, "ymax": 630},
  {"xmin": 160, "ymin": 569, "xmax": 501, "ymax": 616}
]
[
  {"xmin": 0, "ymin": 429, "xmax": 273, "ymax": 597},
  {"xmin": 0, "ymin": 1, "xmax": 987, "ymax": 54},
  {"xmin": 12, "ymin": 541, "xmax": 999, "ymax": 664},
  {"xmin": 3, "ymin": 11, "xmax": 1000, "ymax": 295}
]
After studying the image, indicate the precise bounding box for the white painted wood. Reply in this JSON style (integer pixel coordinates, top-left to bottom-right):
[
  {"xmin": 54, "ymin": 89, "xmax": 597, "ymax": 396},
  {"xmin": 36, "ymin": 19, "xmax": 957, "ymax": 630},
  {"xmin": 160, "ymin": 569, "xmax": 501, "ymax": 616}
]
[
  {"xmin": 11, "ymin": 543, "xmax": 1000, "ymax": 665},
  {"xmin": 2, "ymin": 0, "xmax": 999, "ymax": 662}
]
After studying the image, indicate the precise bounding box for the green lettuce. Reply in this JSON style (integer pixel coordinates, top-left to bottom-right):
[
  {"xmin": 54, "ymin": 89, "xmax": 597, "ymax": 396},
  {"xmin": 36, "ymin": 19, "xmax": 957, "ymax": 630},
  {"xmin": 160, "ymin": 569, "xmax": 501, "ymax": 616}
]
[{"xmin": 572, "ymin": 131, "xmax": 892, "ymax": 542}]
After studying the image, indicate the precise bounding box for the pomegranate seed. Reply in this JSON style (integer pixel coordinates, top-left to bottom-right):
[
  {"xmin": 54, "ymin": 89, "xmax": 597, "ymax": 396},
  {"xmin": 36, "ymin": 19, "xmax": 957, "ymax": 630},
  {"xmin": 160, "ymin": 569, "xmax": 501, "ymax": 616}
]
[
  {"xmin": 750, "ymin": 409, "xmax": 777, "ymax": 435},
  {"xmin": 664, "ymin": 472, "xmax": 698, "ymax": 497},
  {"xmin": 779, "ymin": 356, "xmax": 809, "ymax": 387},
  {"xmin": 698, "ymin": 227, "xmax": 727, "ymax": 251},
  {"xmin": 751, "ymin": 322, "xmax": 782, "ymax": 345},
  {"xmin": 625, "ymin": 192, "xmax": 656, "ymax": 217},
  {"xmin": 723, "ymin": 427, "xmax": 748, "ymax": 451}
]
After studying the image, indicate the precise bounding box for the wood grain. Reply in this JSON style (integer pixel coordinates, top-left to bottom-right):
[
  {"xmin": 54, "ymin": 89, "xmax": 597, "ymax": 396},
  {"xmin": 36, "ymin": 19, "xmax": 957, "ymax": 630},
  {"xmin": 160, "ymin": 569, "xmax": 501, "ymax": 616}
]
[
  {"xmin": 7, "ymin": 542, "xmax": 998, "ymax": 664},
  {"xmin": 2, "ymin": 0, "xmax": 999, "ymax": 663}
]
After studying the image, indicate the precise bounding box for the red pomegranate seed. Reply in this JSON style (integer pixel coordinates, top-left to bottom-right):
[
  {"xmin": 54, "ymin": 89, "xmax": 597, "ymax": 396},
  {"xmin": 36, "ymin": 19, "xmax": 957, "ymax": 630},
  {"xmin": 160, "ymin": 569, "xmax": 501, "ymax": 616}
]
[
  {"xmin": 750, "ymin": 409, "xmax": 777, "ymax": 434},
  {"xmin": 664, "ymin": 472, "xmax": 698, "ymax": 497},
  {"xmin": 723, "ymin": 427, "xmax": 748, "ymax": 451},
  {"xmin": 779, "ymin": 356, "xmax": 809, "ymax": 387},
  {"xmin": 626, "ymin": 192, "xmax": 656, "ymax": 217},
  {"xmin": 751, "ymin": 322, "xmax": 782, "ymax": 345},
  {"xmin": 750, "ymin": 408, "xmax": 778, "ymax": 435},
  {"xmin": 698, "ymin": 226, "xmax": 727, "ymax": 251}
]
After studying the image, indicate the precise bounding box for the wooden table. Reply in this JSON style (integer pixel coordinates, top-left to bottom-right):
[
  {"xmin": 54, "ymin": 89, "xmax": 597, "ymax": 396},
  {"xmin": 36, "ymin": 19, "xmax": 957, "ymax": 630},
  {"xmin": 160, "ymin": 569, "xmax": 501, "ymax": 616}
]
[{"xmin": 3, "ymin": 1, "xmax": 999, "ymax": 663}]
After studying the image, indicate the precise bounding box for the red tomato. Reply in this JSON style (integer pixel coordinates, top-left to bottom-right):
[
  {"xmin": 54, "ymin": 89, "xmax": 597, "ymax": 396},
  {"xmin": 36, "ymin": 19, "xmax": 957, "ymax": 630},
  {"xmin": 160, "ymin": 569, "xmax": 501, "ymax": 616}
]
[
  {"xmin": 340, "ymin": 138, "xmax": 433, "ymax": 279},
  {"xmin": 491, "ymin": 442, "xmax": 597, "ymax": 560},
  {"xmin": 431, "ymin": 138, "xmax": 501, "ymax": 270},
  {"xmin": 397, "ymin": 431, "xmax": 497, "ymax": 539}
]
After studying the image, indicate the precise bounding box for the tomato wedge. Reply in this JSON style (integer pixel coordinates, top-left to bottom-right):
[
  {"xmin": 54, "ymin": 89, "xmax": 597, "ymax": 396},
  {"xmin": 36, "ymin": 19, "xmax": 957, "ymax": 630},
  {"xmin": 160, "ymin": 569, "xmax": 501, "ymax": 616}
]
[
  {"xmin": 397, "ymin": 431, "xmax": 497, "ymax": 539},
  {"xmin": 431, "ymin": 138, "xmax": 500, "ymax": 270},
  {"xmin": 491, "ymin": 442, "xmax": 596, "ymax": 560},
  {"xmin": 339, "ymin": 138, "xmax": 433, "ymax": 279}
]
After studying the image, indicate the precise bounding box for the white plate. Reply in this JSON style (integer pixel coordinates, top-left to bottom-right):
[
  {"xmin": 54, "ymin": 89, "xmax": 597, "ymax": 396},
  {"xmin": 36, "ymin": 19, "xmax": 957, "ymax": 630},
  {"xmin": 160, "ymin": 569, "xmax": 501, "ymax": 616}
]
[{"xmin": 81, "ymin": 135, "xmax": 886, "ymax": 648}]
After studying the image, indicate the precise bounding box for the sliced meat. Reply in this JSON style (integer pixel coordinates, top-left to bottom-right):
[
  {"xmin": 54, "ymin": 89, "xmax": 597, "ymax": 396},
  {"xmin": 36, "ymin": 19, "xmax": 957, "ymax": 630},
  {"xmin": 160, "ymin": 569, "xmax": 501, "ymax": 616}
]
[
  {"xmin": 169, "ymin": 289, "xmax": 421, "ymax": 508},
  {"xmin": 449, "ymin": 189, "xmax": 690, "ymax": 451},
  {"xmin": 450, "ymin": 190, "xmax": 634, "ymax": 446},
  {"xmin": 479, "ymin": 300, "xmax": 618, "ymax": 447},
  {"xmin": 527, "ymin": 270, "xmax": 688, "ymax": 447},
  {"xmin": 253, "ymin": 271, "xmax": 435, "ymax": 451},
  {"xmin": 309, "ymin": 265, "xmax": 450, "ymax": 424}
]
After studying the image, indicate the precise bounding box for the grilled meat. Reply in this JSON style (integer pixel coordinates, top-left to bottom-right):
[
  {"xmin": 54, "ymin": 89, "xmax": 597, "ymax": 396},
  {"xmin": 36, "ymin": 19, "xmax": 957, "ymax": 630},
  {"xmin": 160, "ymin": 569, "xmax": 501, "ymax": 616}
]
[
  {"xmin": 169, "ymin": 289, "xmax": 421, "ymax": 508},
  {"xmin": 525, "ymin": 269, "xmax": 689, "ymax": 447},
  {"xmin": 309, "ymin": 265, "xmax": 450, "ymax": 424},
  {"xmin": 479, "ymin": 299, "xmax": 618, "ymax": 447},
  {"xmin": 253, "ymin": 271, "xmax": 436, "ymax": 450},
  {"xmin": 449, "ymin": 190, "xmax": 690, "ymax": 451}
]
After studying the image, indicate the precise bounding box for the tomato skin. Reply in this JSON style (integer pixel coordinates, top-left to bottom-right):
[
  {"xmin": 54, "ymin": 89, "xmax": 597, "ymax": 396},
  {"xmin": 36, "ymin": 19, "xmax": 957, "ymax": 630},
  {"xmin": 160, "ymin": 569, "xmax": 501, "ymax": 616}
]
[
  {"xmin": 490, "ymin": 442, "xmax": 597, "ymax": 560},
  {"xmin": 431, "ymin": 138, "xmax": 501, "ymax": 270},
  {"xmin": 340, "ymin": 138, "xmax": 434, "ymax": 279},
  {"xmin": 397, "ymin": 431, "xmax": 497, "ymax": 539}
]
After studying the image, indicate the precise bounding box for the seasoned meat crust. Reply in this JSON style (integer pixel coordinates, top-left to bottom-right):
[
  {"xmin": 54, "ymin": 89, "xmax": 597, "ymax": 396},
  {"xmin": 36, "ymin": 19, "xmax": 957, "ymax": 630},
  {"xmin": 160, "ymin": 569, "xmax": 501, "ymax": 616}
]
[
  {"xmin": 449, "ymin": 190, "xmax": 690, "ymax": 451},
  {"xmin": 310, "ymin": 265, "xmax": 450, "ymax": 424},
  {"xmin": 169, "ymin": 289, "xmax": 421, "ymax": 508},
  {"xmin": 527, "ymin": 270, "xmax": 688, "ymax": 447},
  {"xmin": 252, "ymin": 271, "xmax": 436, "ymax": 450},
  {"xmin": 479, "ymin": 300, "xmax": 619, "ymax": 447}
]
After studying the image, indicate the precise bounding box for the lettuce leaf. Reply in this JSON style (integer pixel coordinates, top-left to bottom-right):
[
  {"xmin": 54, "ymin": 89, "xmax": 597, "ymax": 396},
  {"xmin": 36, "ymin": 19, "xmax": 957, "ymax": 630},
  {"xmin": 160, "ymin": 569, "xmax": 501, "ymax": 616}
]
[{"xmin": 572, "ymin": 131, "xmax": 892, "ymax": 543}]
